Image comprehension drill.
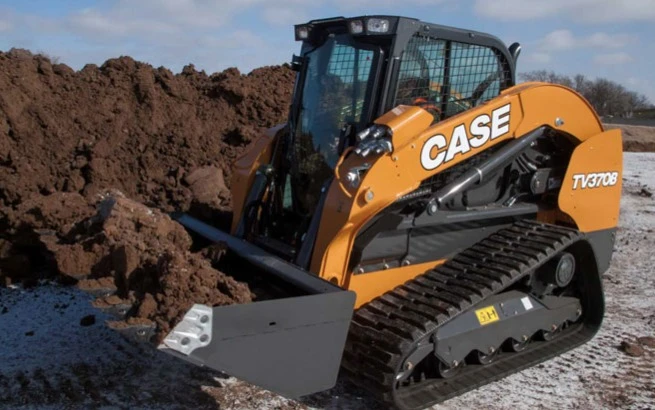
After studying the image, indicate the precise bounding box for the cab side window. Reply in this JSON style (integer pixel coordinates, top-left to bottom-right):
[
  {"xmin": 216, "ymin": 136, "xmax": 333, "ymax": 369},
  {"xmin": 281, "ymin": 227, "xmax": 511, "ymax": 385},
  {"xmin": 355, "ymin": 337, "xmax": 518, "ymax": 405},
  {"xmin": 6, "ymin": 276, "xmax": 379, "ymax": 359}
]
[
  {"xmin": 394, "ymin": 37, "xmax": 447, "ymax": 119},
  {"xmin": 447, "ymin": 42, "xmax": 503, "ymax": 117},
  {"xmin": 394, "ymin": 35, "xmax": 509, "ymax": 122}
]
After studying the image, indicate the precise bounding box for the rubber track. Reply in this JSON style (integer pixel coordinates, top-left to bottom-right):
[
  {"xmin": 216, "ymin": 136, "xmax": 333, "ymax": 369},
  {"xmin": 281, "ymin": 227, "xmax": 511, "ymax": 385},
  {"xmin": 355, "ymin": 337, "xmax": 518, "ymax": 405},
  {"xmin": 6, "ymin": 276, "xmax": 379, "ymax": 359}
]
[{"xmin": 341, "ymin": 220, "xmax": 597, "ymax": 410}]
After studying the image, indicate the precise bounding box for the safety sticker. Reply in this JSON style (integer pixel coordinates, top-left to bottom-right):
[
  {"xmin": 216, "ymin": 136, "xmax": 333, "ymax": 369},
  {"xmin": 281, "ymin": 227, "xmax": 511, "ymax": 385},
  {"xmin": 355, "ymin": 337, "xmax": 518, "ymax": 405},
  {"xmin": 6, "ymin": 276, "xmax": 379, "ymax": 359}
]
[
  {"xmin": 521, "ymin": 296, "xmax": 533, "ymax": 311},
  {"xmin": 475, "ymin": 305, "xmax": 500, "ymax": 325}
]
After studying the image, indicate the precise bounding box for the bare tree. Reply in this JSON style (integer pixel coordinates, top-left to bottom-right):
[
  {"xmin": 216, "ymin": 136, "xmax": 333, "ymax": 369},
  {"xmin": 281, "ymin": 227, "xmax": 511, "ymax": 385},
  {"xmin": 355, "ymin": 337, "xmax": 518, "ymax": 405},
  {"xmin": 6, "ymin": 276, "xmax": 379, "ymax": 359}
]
[
  {"xmin": 518, "ymin": 70, "xmax": 653, "ymax": 116},
  {"xmin": 519, "ymin": 70, "xmax": 550, "ymax": 82},
  {"xmin": 573, "ymin": 74, "xmax": 588, "ymax": 94},
  {"xmin": 519, "ymin": 70, "xmax": 573, "ymax": 88}
]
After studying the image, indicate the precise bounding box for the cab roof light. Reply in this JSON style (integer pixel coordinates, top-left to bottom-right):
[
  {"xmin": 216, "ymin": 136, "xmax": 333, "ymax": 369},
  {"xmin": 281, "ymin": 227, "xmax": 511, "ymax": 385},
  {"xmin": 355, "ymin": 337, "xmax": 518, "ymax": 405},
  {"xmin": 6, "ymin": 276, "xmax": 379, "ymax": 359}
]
[
  {"xmin": 367, "ymin": 18, "xmax": 389, "ymax": 33},
  {"xmin": 295, "ymin": 25, "xmax": 311, "ymax": 41},
  {"xmin": 349, "ymin": 20, "xmax": 364, "ymax": 34}
]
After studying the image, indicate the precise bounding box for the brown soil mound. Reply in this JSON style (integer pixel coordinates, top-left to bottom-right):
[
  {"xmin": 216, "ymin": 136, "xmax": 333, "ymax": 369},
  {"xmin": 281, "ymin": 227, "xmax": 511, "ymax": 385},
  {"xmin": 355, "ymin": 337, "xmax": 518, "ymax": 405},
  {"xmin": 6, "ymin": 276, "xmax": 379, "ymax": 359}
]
[
  {"xmin": 42, "ymin": 191, "xmax": 254, "ymax": 342},
  {"xmin": 0, "ymin": 48, "xmax": 294, "ymax": 342},
  {"xmin": 604, "ymin": 124, "xmax": 655, "ymax": 152},
  {"xmin": 0, "ymin": 48, "xmax": 295, "ymax": 284}
]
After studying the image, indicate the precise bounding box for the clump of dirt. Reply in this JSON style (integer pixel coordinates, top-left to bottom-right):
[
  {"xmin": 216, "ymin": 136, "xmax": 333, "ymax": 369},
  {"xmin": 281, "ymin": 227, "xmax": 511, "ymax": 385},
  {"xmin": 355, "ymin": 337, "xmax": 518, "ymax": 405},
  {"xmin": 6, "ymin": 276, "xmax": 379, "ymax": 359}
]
[
  {"xmin": 0, "ymin": 192, "xmax": 96, "ymax": 285},
  {"xmin": 620, "ymin": 340, "xmax": 645, "ymax": 357},
  {"xmin": 42, "ymin": 191, "xmax": 254, "ymax": 343},
  {"xmin": 0, "ymin": 48, "xmax": 295, "ymax": 284},
  {"xmin": 637, "ymin": 336, "xmax": 655, "ymax": 348}
]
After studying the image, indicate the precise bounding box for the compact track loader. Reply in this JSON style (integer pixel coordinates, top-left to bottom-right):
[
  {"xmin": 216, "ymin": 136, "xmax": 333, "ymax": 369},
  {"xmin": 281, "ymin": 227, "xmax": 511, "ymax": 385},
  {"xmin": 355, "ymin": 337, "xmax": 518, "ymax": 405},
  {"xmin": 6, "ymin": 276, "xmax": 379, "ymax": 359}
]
[{"xmin": 104, "ymin": 16, "xmax": 623, "ymax": 409}]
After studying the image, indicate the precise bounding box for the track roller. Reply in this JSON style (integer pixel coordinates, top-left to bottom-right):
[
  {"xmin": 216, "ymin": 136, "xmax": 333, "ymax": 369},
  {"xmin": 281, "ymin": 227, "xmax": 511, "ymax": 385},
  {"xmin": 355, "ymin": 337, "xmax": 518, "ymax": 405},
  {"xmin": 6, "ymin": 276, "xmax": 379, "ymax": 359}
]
[
  {"xmin": 438, "ymin": 360, "xmax": 463, "ymax": 378},
  {"xmin": 475, "ymin": 347, "xmax": 499, "ymax": 365}
]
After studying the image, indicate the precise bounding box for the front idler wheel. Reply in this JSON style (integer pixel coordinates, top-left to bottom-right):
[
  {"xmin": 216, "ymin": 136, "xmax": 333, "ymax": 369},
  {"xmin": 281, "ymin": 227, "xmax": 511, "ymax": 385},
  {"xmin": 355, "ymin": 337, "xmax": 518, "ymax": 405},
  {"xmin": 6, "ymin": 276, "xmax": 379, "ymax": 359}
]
[{"xmin": 553, "ymin": 252, "xmax": 576, "ymax": 288}]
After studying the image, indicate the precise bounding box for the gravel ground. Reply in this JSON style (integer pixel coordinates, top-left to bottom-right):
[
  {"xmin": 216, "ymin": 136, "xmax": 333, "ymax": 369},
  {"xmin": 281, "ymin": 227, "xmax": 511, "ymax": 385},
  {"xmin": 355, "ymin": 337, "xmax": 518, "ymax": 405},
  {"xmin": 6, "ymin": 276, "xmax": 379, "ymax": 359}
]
[{"xmin": 1, "ymin": 152, "xmax": 654, "ymax": 410}]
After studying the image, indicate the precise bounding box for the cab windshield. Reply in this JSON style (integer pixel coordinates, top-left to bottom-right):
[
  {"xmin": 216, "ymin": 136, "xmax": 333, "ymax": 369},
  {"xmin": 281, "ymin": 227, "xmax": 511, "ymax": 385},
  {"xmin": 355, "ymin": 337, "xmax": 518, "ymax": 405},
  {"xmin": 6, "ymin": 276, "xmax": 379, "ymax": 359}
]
[{"xmin": 291, "ymin": 33, "xmax": 380, "ymax": 214}]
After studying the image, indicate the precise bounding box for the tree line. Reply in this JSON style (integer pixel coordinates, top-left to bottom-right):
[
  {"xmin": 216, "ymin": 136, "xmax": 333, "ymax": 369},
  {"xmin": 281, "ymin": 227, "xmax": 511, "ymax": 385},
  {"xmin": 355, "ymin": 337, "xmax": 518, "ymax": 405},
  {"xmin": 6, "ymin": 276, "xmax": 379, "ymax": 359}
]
[{"xmin": 518, "ymin": 70, "xmax": 653, "ymax": 117}]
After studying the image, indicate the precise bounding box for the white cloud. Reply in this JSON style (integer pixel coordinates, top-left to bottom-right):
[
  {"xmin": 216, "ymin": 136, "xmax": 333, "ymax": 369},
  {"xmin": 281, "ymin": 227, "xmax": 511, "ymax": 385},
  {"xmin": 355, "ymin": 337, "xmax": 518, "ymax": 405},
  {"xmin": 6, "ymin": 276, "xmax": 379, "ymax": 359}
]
[
  {"xmin": 475, "ymin": 0, "xmax": 655, "ymax": 22},
  {"xmin": 200, "ymin": 30, "xmax": 267, "ymax": 50},
  {"xmin": 527, "ymin": 30, "xmax": 638, "ymax": 68},
  {"xmin": 593, "ymin": 52, "xmax": 634, "ymax": 65},
  {"xmin": 69, "ymin": 9, "xmax": 178, "ymax": 37},
  {"xmin": 262, "ymin": 7, "xmax": 309, "ymax": 26},
  {"xmin": 67, "ymin": 1, "xmax": 240, "ymax": 38},
  {"xmin": 540, "ymin": 30, "xmax": 636, "ymax": 51},
  {"xmin": 110, "ymin": 0, "xmax": 258, "ymax": 29},
  {"xmin": 527, "ymin": 52, "xmax": 552, "ymax": 63},
  {"xmin": 540, "ymin": 30, "xmax": 576, "ymax": 51},
  {"xmin": 65, "ymin": 0, "xmax": 312, "ymax": 39},
  {"xmin": 584, "ymin": 32, "xmax": 637, "ymax": 48}
]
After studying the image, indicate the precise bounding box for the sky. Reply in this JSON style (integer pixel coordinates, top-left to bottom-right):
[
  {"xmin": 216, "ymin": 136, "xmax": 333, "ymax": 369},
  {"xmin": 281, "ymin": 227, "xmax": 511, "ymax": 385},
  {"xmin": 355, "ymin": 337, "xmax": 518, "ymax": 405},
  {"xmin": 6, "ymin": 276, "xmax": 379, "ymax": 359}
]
[{"xmin": 0, "ymin": 0, "xmax": 653, "ymax": 102}]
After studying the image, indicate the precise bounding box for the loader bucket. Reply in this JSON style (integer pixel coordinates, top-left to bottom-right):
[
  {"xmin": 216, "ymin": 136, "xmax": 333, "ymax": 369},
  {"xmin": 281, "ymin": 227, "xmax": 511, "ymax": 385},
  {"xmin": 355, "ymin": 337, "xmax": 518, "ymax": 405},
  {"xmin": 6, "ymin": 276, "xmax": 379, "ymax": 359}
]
[{"xmin": 159, "ymin": 214, "xmax": 357, "ymax": 398}]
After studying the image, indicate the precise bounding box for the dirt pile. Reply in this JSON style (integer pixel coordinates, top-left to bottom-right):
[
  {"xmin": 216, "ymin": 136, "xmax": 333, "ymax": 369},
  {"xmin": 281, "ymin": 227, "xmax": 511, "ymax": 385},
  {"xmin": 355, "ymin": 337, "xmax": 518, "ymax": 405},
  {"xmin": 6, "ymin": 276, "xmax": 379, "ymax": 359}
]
[
  {"xmin": 0, "ymin": 48, "xmax": 295, "ymax": 283},
  {"xmin": 41, "ymin": 191, "xmax": 254, "ymax": 342},
  {"xmin": 605, "ymin": 124, "xmax": 655, "ymax": 152}
]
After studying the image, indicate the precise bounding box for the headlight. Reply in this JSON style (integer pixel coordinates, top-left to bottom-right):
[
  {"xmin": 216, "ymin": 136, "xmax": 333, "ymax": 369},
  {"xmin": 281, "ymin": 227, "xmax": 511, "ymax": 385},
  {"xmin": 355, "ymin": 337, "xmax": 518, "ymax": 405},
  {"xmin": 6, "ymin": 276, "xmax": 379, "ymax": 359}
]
[
  {"xmin": 367, "ymin": 18, "xmax": 389, "ymax": 33},
  {"xmin": 349, "ymin": 20, "xmax": 364, "ymax": 34},
  {"xmin": 295, "ymin": 26, "xmax": 310, "ymax": 41}
]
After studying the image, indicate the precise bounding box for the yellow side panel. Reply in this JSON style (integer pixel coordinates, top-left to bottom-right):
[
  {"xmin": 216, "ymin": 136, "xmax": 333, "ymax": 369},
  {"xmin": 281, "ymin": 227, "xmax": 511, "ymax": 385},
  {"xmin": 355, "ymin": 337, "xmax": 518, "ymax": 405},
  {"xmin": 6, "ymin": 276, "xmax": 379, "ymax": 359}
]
[
  {"xmin": 309, "ymin": 83, "xmax": 608, "ymax": 302},
  {"xmin": 558, "ymin": 129, "xmax": 623, "ymax": 232},
  {"xmin": 514, "ymin": 82, "xmax": 603, "ymax": 142}
]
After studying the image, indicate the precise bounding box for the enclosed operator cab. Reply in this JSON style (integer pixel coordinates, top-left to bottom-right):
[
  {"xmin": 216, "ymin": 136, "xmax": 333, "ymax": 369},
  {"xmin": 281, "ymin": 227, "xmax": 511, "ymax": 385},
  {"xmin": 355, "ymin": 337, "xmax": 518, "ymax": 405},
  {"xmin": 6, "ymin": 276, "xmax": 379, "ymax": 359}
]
[{"xmin": 239, "ymin": 16, "xmax": 520, "ymax": 263}]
